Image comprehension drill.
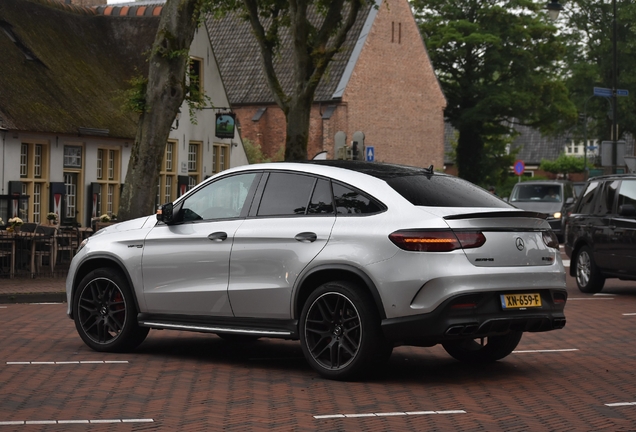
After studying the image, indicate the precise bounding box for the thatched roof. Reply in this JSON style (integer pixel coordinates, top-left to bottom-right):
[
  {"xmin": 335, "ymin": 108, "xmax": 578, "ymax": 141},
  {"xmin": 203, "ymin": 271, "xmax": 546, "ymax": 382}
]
[{"xmin": 0, "ymin": 0, "xmax": 159, "ymax": 138}]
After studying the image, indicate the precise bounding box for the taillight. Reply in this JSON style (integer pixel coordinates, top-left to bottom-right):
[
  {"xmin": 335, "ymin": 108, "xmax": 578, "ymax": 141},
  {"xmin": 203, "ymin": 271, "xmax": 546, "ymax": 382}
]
[
  {"xmin": 542, "ymin": 230, "xmax": 559, "ymax": 249},
  {"xmin": 388, "ymin": 230, "xmax": 486, "ymax": 252}
]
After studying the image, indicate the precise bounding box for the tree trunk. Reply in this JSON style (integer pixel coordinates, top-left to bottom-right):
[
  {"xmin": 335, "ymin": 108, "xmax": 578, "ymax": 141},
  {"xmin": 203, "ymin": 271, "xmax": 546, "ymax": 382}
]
[
  {"xmin": 118, "ymin": 0, "xmax": 201, "ymax": 221},
  {"xmin": 456, "ymin": 123, "xmax": 485, "ymax": 185},
  {"xmin": 284, "ymin": 95, "xmax": 312, "ymax": 161}
]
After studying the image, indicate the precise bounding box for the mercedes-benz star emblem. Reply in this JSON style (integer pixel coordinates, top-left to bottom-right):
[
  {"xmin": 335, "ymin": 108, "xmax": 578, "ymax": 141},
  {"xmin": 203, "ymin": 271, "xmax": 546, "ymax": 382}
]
[{"xmin": 515, "ymin": 237, "xmax": 525, "ymax": 251}]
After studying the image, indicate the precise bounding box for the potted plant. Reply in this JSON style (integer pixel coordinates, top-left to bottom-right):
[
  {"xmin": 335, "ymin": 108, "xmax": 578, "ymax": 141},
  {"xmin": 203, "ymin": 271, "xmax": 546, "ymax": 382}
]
[
  {"xmin": 47, "ymin": 212, "xmax": 58, "ymax": 225},
  {"xmin": 8, "ymin": 217, "xmax": 23, "ymax": 233},
  {"xmin": 100, "ymin": 214, "xmax": 111, "ymax": 222}
]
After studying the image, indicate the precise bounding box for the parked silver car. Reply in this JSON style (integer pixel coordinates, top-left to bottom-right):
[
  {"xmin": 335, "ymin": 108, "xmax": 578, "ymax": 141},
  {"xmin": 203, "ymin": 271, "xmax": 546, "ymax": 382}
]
[{"xmin": 66, "ymin": 161, "xmax": 567, "ymax": 380}]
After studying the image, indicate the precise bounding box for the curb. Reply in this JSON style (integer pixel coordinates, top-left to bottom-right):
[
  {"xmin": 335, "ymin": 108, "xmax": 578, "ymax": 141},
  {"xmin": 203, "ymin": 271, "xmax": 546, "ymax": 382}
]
[{"xmin": 0, "ymin": 292, "xmax": 67, "ymax": 304}]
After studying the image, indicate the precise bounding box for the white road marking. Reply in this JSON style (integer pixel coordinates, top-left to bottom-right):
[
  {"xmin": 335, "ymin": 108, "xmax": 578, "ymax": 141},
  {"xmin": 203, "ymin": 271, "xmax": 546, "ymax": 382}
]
[
  {"xmin": 31, "ymin": 303, "xmax": 64, "ymax": 305},
  {"xmin": 6, "ymin": 361, "xmax": 129, "ymax": 365},
  {"xmin": 0, "ymin": 419, "xmax": 153, "ymax": 425},
  {"xmin": 513, "ymin": 349, "xmax": 578, "ymax": 353},
  {"xmin": 562, "ymin": 260, "xmax": 570, "ymax": 267},
  {"xmin": 623, "ymin": 313, "xmax": 636, "ymax": 316},
  {"xmin": 594, "ymin": 293, "xmax": 615, "ymax": 296},
  {"xmin": 606, "ymin": 402, "xmax": 636, "ymax": 407},
  {"xmin": 314, "ymin": 410, "xmax": 466, "ymax": 419}
]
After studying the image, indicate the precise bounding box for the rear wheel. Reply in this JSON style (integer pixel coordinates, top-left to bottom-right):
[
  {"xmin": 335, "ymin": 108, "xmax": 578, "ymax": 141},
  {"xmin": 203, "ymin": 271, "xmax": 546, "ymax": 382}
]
[
  {"xmin": 442, "ymin": 332, "xmax": 522, "ymax": 363},
  {"xmin": 299, "ymin": 281, "xmax": 391, "ymax": 380},
  {"xmin": 73, "ymin": 268, "xmax": 149, "ymax": 352},
  {"xmin": 575, "ymin": 246, "xmax": 605, "ymax": 293}
]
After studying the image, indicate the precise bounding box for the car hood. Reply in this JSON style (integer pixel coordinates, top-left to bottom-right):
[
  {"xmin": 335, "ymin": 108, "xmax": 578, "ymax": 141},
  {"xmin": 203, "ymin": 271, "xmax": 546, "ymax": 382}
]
[
  {"xmin": 509, "ymin": 201, "xmax": 563, "ymax": 214},
  {"xmin": 91, "ymin": 216, "xmax": 154, "ymax": 237}
]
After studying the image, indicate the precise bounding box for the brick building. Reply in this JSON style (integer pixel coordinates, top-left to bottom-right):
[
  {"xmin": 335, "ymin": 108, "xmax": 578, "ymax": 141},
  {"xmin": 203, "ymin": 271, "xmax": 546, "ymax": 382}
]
[{"xmin": 207, "ymin": 0, "xmax": 446, "ymax": 168}]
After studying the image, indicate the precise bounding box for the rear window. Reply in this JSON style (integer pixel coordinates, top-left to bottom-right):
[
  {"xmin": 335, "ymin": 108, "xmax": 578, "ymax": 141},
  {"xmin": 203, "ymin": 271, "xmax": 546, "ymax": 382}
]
[
  {"xmin": 510, "ymin": 184, "xmax": 563, "ymax": 203},
  {"xmin": 386, "ymin": 175, "xmax": 511, "ymax": 208}
]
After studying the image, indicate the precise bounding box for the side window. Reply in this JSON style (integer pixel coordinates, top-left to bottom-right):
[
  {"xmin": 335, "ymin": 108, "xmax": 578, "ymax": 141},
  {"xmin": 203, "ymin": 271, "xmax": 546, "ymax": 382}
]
[
  {"xmin": 597, "ymin": 180, "xmax": 619, "ymax": 215},
  {"xmin": 257, "ymin": 173, "xmax": 316, "ymax": 216},
  {"xmin": 617, "ymin": 180, "xmax": 636, "ymax": 211},
  {"xmin": 577, "ymin": 181, "xmax": 600, "ymax": 214},
  {"xmin": 181, "ymin": 173, "xmax": 258, "ymax": 222},
  {"xmin": 308, "ymin": 179, "xmax": 334, "ymax": 214},
  {"xmin": 332, "ymin": 182, "xmax": 383, "ymax": 215}
]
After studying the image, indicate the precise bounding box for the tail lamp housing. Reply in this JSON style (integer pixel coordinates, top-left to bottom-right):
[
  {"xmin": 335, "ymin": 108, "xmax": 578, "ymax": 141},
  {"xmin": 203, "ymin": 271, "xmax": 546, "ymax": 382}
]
[{"xmin": 389, "ymin": 230, "xmax": 486, "ymax": 252}]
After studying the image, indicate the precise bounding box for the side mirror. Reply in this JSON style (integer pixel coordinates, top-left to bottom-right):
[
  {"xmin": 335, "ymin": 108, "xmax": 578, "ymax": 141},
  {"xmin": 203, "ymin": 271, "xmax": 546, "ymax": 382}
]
[
  {"xmin": 618, "ymin": 204, "xmax": 636, "ymax": 217},
  {"xmin": 566, "ymin": 197, "xmax": 574, "ymax": 204},
  {"xmin": 156, "ymin": 202, "xmax": 174, "ymax": 223}
]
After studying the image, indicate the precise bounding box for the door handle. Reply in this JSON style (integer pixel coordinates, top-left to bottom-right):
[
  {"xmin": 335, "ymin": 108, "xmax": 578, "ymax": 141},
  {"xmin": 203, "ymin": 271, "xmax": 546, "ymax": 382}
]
[
  {"xmin": 208, "ymin": 232, "xmax": 228, "ymax": 242},
  {"xmin": 295, "ymin": 232, "xmax": 317, "ymax": 243}
]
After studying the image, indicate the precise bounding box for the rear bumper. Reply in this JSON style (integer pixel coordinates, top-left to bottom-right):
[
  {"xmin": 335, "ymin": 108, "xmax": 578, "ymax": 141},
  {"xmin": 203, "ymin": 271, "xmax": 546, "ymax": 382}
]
[{"xmin": 381, "ymin": 289, "xmax": 567, "ymax": 345}]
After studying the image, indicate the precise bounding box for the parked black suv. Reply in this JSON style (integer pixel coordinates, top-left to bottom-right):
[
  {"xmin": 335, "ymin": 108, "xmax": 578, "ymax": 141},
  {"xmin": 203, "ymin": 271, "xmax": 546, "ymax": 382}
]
[{"xmin": 564, "ymin": 174, "xmax": 636, "ymax": 292}]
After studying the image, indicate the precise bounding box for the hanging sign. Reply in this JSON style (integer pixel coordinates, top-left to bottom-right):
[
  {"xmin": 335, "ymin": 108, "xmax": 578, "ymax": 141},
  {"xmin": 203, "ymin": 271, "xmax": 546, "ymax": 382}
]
[{"xmin": 215, "ymin": 113, "xmax": 236, "ymax": 139}]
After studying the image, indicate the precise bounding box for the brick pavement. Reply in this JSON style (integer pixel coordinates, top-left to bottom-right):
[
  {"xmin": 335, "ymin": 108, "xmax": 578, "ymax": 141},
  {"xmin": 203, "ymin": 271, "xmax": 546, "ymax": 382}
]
[{"xmin": 0, "ymin": 276, "xmax": 66, "ymax": 304}]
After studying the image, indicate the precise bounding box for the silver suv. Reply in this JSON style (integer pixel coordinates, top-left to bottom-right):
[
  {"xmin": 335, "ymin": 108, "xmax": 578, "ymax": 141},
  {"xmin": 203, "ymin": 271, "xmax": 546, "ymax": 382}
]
[{"xmin": 66, "ymin": 161, "xmax": 567, "ymax": 380}]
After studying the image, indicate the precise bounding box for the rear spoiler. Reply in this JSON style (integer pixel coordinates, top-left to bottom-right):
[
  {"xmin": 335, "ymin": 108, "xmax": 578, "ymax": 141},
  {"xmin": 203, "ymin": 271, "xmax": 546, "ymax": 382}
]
[{"xmin": 443, "ymin": 211, "xmax": 547, "ymax": 221}]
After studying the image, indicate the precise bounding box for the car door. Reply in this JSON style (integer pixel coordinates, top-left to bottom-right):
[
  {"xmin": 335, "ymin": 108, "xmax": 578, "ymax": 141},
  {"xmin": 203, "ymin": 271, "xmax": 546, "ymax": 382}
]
[
  {"xmin": 141, "ymin": 172, "xmax": 260, "ymax": 316},
  {"xmin": 592, "ymin": 180, "xmax": 619, "ymax": 270},
  {"xmin": 228, "ymin": 172, "xmax": 336, "ymax": 319},
  {"xmin": 609, "ymin": 179, "xmax": 636, "ymax": 276}
]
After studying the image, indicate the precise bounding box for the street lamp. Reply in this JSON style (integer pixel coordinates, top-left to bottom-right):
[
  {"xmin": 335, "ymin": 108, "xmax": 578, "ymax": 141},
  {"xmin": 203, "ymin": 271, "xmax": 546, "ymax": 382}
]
[{"xmin": 545, "ymin": 0, "xmax": 563, "ymax": 21}]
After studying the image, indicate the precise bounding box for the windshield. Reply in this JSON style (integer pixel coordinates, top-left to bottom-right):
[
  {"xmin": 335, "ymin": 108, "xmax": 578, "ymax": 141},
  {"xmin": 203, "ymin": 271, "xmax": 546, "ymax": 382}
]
[{"xmin": 510, "ymin": 184, "xmax": 563, "ymax": 203}]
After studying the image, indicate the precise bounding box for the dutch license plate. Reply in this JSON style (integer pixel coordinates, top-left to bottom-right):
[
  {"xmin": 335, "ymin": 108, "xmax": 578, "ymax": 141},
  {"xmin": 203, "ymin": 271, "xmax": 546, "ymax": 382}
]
[{"xmin": 501, "ymin": 293, "xmax": 542, "ymax": 309}]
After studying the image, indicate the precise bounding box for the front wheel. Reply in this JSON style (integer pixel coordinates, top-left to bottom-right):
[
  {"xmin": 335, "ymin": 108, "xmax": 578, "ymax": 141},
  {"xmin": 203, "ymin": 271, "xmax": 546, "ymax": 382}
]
[
  {"xmin": 299, "ymin": 281, "xmax": 390, "ymax": 381},
  {"xmin": 73, "ymin": 268, "xmax": 149, "ymax": 352},
  {"xmin": 442, "ymin": 331, "xmax": 523, "ymax": 363},
  {"xmin": 575, "ymin": 246, "xmax": 605, "ymax": 293}
]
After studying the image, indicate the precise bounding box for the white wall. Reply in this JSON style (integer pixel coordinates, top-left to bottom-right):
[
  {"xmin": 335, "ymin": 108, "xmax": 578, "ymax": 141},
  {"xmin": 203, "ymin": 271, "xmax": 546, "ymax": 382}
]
[{"xmin": 167, "ymin": 26, "xmax": 249, "ymax": 177}]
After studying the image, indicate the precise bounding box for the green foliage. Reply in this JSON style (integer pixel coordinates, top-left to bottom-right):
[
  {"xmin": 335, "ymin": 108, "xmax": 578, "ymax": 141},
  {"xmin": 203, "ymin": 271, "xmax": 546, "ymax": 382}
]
[
  {"xmin": 560, "ymin": 1, "xmax": 636, "ymax": 144},
  {"xmin": 412, "ymin": 0, "xmax": 577, "ymax": 184},
  {"xmin": 540, "ymin": 153, "xmax": 588, "ymax": 175},
  {"xmin": 119, "ymin": 75, "xmax": 148, "ymax": 114},
  {"xmin": 479, "ymin": 131, "xmax": 519, "ymax": 190},
  {"xmin": 243, "ymin": 138, "xmax": 284, "ymax": 164}
]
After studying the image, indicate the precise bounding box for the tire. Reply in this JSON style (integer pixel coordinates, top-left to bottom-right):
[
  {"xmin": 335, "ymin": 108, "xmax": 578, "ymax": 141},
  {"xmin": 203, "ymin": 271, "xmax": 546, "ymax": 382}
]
[
  {"xmin": 299, "ymin": 281, "xmax": 390, "ymax": 381},
  {"xmin": 73, "ymin": 268, "xmax": 149, "ymax": 352},
  {"xmin": 442, "ymin": 331, "xmax": 523, "ymax": 364},
  {"xmin": 575, "ymin": 246, "xmax": 605, "ymax": 293}
]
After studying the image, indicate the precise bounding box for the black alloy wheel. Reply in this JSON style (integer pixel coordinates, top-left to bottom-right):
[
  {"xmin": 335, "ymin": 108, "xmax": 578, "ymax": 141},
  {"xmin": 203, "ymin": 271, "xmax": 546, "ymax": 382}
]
[
  {"xmin": 73, "ymin": 268, "xmax": 149, "ymax": 352},
  {"xmin": 300, "ymin": 281, "xmax": 391, "ymax": 380},
  {"xmin": 442, "ymin": 331, "xmax": 523, "ymax": 363}
]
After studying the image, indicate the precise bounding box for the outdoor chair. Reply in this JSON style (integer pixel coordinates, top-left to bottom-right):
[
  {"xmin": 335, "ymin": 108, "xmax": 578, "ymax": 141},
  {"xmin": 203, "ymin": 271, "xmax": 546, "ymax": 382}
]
[
  {"xmin": 31, "ymin": 225, "xmax": 57, "ymax": 275},
  {"xmin": 56, "ymin": 226, "xmax": 80, "ymax": 263}
]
